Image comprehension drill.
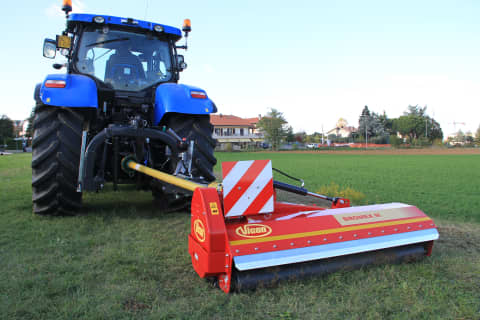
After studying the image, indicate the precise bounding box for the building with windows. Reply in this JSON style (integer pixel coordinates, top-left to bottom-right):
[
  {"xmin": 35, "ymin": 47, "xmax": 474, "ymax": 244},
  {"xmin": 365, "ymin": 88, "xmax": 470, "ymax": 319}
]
[
  {"xmin": 13, "ymin": 120, "xmax": 29, "ymax": 137},
  {"xmin": 210, "ymin": 114, "xmax": 264, "ymax": 150},
  {"xmin": 326, "ymin": 118, "xmax": 356, "ymax": 138}
]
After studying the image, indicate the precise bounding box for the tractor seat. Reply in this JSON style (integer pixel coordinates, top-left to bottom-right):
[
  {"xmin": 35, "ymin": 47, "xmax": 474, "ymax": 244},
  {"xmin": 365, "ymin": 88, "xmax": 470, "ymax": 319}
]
[{"xmin": 105, "ymin": 51, "xmax": 145, "ymax": 87}]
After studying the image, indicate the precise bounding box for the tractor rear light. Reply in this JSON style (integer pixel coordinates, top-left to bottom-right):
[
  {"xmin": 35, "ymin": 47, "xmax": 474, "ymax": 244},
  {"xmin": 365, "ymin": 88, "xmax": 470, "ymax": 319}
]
[
  {"xmin": 154, "ymin": 25, "xmax": 164, "ymax": 32},
  {"xmin": 93, "ymin": 16, "xmax": 105, "ymax": 24},
  {"xmin": 45, "ymin": 80, "xmax": 66, "ymax": 88},
  {"xmin": 191, "ymin": 91, "xmax": 206, "ymax": 99}
]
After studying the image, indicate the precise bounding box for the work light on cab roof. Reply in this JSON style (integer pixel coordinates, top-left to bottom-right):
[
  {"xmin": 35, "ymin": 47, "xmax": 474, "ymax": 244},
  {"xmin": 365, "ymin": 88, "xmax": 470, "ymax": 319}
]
[{"xmin": 93, "ymin": 16, "xmax": 105, "ymax": 24}]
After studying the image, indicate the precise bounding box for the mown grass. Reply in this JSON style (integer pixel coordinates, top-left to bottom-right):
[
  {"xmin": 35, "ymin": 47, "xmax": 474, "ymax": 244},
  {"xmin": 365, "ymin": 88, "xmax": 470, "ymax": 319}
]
[
  {"xmin": 0, "ymin": 153, "xmax": 479, "ymax": 319},
  {"xmin": 216, "ymin": 152, "xmax": 480, "ymax": 223}
]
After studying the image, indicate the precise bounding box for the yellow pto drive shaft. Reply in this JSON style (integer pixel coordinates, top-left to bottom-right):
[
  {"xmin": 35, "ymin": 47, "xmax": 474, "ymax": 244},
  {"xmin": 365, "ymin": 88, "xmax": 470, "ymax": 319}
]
[{"xmin": 121, "ymin": 156, "xmax": 218, "ymax": 192}]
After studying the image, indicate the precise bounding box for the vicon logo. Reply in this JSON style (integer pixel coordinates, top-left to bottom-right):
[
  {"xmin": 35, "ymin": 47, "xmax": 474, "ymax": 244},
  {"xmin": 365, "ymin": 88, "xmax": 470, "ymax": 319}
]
[
  {"xmin": 194, "ymin": 219, "xmax": 206, "ymax": 242},
  {"xmin": 235, "ymin": 224, "xmax": 272, "ymax": 238}
]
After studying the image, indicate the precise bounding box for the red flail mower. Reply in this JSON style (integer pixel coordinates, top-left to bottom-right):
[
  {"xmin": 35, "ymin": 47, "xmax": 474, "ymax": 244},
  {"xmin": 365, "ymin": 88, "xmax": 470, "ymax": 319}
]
[{"xmin": 123, "ymin": 158, "xmax": 439, "ymax": 293}]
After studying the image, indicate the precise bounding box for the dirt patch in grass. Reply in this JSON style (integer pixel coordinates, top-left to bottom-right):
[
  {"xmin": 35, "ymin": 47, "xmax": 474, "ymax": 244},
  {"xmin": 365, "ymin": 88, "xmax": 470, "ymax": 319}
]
[
  {"xmin": 123, "ymin": 299, "xmax": 151, "ymax": 312},
  {"xmin": 436, "ymin": 221, "xmax": 480, "ymax": 254}
]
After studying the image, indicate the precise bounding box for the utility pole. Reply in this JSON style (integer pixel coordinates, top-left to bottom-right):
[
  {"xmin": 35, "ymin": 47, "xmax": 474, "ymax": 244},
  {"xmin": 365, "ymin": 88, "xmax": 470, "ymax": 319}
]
[
  {"xmin": 360, "ymin": 115, "xmax": 368, "ymax": 149},
  {"xmin": 425, "ymin": 118, "xmax": 428, "ymax": 138},
  {"xmin": 365, "ymin": 122, "xmax": 368, "ymax": 150},
  {"xmin": 321, "ymin": 124, "xmax": 324, "ymax": 145}
]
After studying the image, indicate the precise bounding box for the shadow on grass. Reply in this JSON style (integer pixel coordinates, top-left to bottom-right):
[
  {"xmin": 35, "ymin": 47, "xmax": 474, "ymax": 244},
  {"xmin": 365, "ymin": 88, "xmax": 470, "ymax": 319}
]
[
  {"xmin": 80, "ymin": 200, "xmax": 190, "ymax": 221},
  {"xmin": 30, "ymin": 184, "xmax": 191, "ymax": 221},
  {"xmin": 86, "ymin": 184, "xmax": 188, "ymax": 217}
]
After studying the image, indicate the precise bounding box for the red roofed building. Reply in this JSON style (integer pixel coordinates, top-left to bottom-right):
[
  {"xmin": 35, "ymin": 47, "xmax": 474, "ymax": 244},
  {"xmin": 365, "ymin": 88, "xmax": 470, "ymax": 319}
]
[{"xmin": 210, "ymin": 114, "xmax": 264, "ymax": 150}]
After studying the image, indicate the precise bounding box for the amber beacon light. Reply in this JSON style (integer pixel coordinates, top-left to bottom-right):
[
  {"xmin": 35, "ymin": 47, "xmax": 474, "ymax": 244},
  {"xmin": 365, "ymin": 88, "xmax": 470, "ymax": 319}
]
[
  {"xmin": 183, "ymin": 19, "xmax": 191, "ymax": 33},
  {"xmin": 62, "ymin": 0, "xmax": 72, "ymax": 15}
]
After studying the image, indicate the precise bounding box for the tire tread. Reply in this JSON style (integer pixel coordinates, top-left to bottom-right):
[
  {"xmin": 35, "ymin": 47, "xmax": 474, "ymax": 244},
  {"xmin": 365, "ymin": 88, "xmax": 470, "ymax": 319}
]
[{"xmin": 31, "ymin": 105, "xmax": 83, "ymax": 216}]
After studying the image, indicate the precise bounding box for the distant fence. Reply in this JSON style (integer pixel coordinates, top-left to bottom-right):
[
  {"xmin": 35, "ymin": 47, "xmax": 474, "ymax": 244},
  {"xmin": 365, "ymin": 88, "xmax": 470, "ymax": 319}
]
[{"xmin": 348, "ymin": 143, "xmax": 391, "ymax": 148}]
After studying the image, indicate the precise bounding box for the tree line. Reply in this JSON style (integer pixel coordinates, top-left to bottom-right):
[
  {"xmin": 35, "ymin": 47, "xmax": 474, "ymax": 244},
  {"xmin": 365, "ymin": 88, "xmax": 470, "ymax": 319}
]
[
  {"xmin": 355, "ymin": 105, "xmax": 443, "ymax": 146},
  {"xmin": 1, "ymin": 106, "xmax": 479, "ymax": 150},
  {"xmin": 257, "ymin": 105, "xmax": 480, "ymax": 149},
  {"xmin": 0, "ymin": 112, "xmax": 34, "ymax": 147}
]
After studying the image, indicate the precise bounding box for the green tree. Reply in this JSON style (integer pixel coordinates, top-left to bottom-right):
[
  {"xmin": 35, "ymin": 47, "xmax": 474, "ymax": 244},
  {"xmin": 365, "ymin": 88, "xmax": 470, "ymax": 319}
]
[
  {"xmin": 393, "ymin": 115, "xmax": 423, "ymax": 141},
  {"xmin": 358, "ymin": 106, "xmax": 385, "ymax": 139},
  {"xmin": 405, "ymin": 104, "xmax": 427, "ymax": 117},
  {"xmin": 392, "ymin": 105, "xmax": 443, "ymax": 143},
  {"xmin": 311, "ymin": 132, "xmax": 322, "ymax": 143},
  {"xmin": 294, "ymin": 131, "xmax": 306, "ymax": 143},
  {"xmin": 285, "ymin": 126, "xmax": 295, "ymax": 143},
  {"xmin": 377, "ymin": 111, "xmax": 393, "ymax": 134},
  {"xmin": 0, "ymin": 115, "xmax": 14, "ymax": 142},
  {"xmin": 465, "ymin": 131, "xmax": 474, "ymax": 144},
  {"xmin": 25, "ymin": 107, "xmax": 35, "ymax": 138},
  {"xmin": 427, "ymin": 118, "xmax": 443, "ymax": 141},
  {"xmin": 257, "ymin": 108, "xmax": 288, "ymax": 150},
  {"xmin": 475, "ymin": 125, "xmax": 480, "ymax": 142}
]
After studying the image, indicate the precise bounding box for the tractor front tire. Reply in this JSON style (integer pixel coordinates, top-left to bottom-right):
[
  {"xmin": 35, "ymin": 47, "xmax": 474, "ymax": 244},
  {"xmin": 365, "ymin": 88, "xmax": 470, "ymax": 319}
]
[{"xmin": 31, "ymin": 105, "xmax": 84, "ymax": 215}]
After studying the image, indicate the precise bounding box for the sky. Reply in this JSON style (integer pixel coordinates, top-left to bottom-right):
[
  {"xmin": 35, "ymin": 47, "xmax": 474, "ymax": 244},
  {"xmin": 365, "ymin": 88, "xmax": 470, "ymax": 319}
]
[{"xmin": 1, "ymin": 0, "xmax": 480, "ymax": 137}]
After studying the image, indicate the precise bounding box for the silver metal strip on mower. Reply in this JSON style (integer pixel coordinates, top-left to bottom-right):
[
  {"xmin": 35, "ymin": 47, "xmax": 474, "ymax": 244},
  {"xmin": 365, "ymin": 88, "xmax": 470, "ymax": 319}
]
[{"xmin": 234, "ymin": 229, "xmax": 439, "ymax": 271}]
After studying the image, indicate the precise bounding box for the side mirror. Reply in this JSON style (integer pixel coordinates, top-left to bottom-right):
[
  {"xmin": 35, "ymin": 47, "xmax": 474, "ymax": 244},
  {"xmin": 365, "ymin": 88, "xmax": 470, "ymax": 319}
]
[
  {"xmin": 43, "ymin": 39, "xmax": 57, "ymax": 59},
  {"xmin": 177, "ymin": 55, "xmax": 187, "ymax": 71}
]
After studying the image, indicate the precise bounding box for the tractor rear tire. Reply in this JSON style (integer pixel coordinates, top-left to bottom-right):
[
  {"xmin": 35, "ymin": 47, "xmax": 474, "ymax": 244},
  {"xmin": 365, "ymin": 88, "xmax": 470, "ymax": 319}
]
[
  {"xmin": 166, "ymin": 114, "xmax": 217, "ymax": 181},
  {"xmin": 151, "ymin": 114, "xmax": 216, "ymax": 210},
  {"xmin": 31, "ymin": 105, "xmax": 84, "ymax": 215}
]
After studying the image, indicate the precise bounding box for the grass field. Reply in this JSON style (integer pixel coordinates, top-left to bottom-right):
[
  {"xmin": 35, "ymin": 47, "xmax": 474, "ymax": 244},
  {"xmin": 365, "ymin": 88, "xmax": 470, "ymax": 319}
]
[
  {"xmin": 1, "ymin": 152, "xmax": 479, "ymax": 319},
  {"xmin": 217, "ymin": 152, "xmax": 480, "ymax": 223}
]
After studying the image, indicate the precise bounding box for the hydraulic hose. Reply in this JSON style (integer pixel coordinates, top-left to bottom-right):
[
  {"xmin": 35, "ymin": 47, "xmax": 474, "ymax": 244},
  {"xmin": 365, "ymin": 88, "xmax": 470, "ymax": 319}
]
[{"xmin": 273, "ymin": 180, "xmax": 340, "ymax": 203}]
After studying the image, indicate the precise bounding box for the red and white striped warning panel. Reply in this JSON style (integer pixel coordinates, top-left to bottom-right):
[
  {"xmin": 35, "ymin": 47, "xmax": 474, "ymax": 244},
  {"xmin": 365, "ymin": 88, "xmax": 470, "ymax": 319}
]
[{"xmin": 222, "ymin": 160, "xmax": 274, "ymax": 217}]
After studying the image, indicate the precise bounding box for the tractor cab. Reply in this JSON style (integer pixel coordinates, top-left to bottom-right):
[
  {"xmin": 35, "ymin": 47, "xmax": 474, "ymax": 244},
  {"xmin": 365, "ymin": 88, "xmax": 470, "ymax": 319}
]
[{"xmin": 44, "ymin": 13, "xmax": 189, "ymax": 92}]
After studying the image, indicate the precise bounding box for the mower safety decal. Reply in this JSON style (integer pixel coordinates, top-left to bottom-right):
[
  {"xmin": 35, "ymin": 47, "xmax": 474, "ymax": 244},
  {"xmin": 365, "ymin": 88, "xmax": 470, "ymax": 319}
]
[
  {"xmin": 222, "ymin": 160, "xmax": 274, "ymax": 217},
  {"xmin": 236, "ymin": 224, "xmax": 272, "ymax": 238},
  {"xmin": 194, "ymin": 219, "xmax": 206, "ymax": 242},
  {"xmin": 209, "ymin": 202, "xmax": 219, "ymax": 215},
  {"xmin": 229, "ymin": 217, "xmax": 432, "ymax": 246},
  {"xmin": 334, "ymin": 207, "xmax": 420, "ymax": 226}
]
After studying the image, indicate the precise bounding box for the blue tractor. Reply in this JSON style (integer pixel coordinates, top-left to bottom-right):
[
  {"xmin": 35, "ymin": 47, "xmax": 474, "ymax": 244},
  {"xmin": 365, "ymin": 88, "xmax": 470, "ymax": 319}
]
[{"xmin": 32, "ymin": 2, "xmax": 217, "ymax": 215}]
